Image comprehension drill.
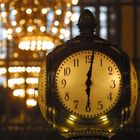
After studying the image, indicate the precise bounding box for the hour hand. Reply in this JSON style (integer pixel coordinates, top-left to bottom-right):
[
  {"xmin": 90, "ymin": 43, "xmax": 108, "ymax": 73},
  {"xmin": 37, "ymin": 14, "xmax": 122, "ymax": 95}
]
[
  {"xmin": 85, "ymin": 86, "xmax": 91, "ymax": 112},
  {"xmin": 85, "ymin": 51, "xmax": 94, "ymax": 111}
]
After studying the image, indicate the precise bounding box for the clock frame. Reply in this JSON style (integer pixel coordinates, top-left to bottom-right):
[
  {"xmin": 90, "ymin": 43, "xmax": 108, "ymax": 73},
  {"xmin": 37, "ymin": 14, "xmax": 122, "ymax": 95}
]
[{"xmin": 38, "ymin": 9, "xmax": 138, "ymax": 139}]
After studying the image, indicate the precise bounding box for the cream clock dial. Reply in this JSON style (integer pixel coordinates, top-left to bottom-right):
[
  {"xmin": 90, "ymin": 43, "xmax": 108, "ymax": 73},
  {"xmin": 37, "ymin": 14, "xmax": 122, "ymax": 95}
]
[{"xmin": 55, "ymin": 50, "xmax": 122, "ymax": 118}]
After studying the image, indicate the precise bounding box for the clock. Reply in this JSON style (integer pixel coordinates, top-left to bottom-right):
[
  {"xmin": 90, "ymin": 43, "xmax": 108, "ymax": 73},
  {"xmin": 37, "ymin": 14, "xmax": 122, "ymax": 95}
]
[
  {"xmin": 55, "ymin": 50, "xmax": 122, "ymax": 118},
  {"xmin": 38, "ymin": 10, "xmax": 138, "ymax": 139}
]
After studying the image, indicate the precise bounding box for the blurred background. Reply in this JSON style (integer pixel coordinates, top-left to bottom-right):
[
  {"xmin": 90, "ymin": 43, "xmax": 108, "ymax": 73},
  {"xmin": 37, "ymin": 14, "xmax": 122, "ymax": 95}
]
[{"xmin": 0, "ymin": 0, "xmax": 140, "ymax": 139}]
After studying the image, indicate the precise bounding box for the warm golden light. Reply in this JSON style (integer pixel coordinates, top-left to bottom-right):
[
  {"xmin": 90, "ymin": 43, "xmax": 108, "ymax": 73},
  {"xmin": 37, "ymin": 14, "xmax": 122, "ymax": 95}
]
[
  {"xmin": 16, "ymin": 27, "xmax": 22, "ymax": 33},
  {"xmin": 67, "ymin": 119, "xmax": 74, "ymax": 125},
  {"xmin": 0, "ymin": 0, "xmax": 74, "ymax": 51},
  {"xmin": 11, "ymin": 21, "xmax": 17, "ymax": 26},
  {"xmin": 1, "ymin": 11, "xmax": 6, "ymax": 17},
  {"xmin": 0, "ymin": 0, "xmax": 79, "ymax": 109},
  {"xmin": 0, "ymin": 3, "xmax": 4, "ymax": 8},
  {"xmin": 66, "ymin": 11, "xmax": 72, "ymax": 17},
  {"xmin": 55, "ymin": 9, "xmax": 62, "ymax": 15},
  {"xmin": 100, "ymin": 115, "xmax": 108, "ymax": 122},
  {"xmin": 26, "ymin": 78, "xmax": 38, "ymax": 84},
  {"xmin": 7, "ymin": 29, "xmax": 13, "ymax": 34},
  {"xmin": 40, "ymin": 26, "xmax": 46, "ymax": 32},
  {"xmin": 26, "ymin": 99, "xmax": 37, "ymax": 107},
  {"xmin": 61, "ymin": 127, "xmax": 69, "ymax": 133},
  {"xmin": 18, "ymin": 36, "xmax": 55, "ymax": 51},
  {"xmin": 71, "ymin": 13, "xmax": 78, "ymax": 22},
  {"xmin": 27, "ymin": 26, "xmax": 33, "ymax": 32},
  {"xmin": 0, "ymin": 68, "xmax": 6, "ymax": 75},
  {"xmin": 72, "ymin": 0, "xmax": 79, "ymax": 5},
  {"xmin": 59, "ymin": 34, "xmax": 64, "ymax": 40},
  {"xmin": 11, "ymin": 9, "xmax": 17, "ymax": 15},
  {"xmin": 13, "ymin": 89, "xmax": 25, "ymax": 98},
  {"xmin": 26, "ymin": 8, "xmax": 32, "ymax": 14},
  {"xmin": 69, "ymin": 115, "xmax": 77, "ymax": 121},
  {"xmin": 6, "ymin": 65, "xmax": 40, "ymax": 107},
  {"xmin": 66, "ymin": 115, "xmax": 78, "ymax": 125},
  {"xmin": 54, "ymin": 21, "xmax": 59, "ymax": 26},
  {"xmin": 41, "ymin": 8, "xmax": 48, "ymax": 14},
  {"xmin": 8, "ymin": 78, "xmax": 25, "ymax": 88},
  {"xmin": 27, "ymin": 88, "xmax": 38, "ymax": 97},
  {"xmin": 8, "ymin": 66, "xmax": 26, "ymax": 73}
]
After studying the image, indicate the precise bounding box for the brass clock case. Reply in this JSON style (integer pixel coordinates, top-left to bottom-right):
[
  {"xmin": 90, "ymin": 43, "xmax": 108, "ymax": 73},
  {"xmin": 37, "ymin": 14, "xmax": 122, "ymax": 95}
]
[
  {"xmin": 38, "ymin": 10, "xmax": 138, "ymax": 139},
  {"xmin": 45, "ymin": 39, "xmax": 137, "ymax": 138},
  {"xmin": 49, "ymin": 43, "xmax": 124, "ymax": 119}
]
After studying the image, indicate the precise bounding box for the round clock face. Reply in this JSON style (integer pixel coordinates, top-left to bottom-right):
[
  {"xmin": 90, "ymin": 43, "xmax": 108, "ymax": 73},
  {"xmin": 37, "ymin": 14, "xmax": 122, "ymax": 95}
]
[{"xmin": 55, "ymin": 50, "xmax": 122, "ymax": 118}]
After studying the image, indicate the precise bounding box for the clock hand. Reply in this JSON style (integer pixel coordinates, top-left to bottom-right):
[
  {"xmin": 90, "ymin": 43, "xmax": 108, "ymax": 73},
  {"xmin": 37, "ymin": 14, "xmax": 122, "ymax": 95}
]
[{"xmin": 85, "ymin": 51, "xmax": 94, "ymax": 112}]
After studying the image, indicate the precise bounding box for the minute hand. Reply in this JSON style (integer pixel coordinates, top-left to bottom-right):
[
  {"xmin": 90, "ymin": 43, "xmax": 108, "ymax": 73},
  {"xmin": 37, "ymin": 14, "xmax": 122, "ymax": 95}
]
[{"xmin": 85, "ymin": 51, "xmax": 94, "ymax": 110}]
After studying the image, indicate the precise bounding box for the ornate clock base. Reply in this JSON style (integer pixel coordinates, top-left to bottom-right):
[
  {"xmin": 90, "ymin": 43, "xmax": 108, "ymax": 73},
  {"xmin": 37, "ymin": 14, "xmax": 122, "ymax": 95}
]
[
  {"xmin": 63, "ymin": 129, "xmax": 115, "ymax": 140},
  {"xmin": 68, "ymin": 137, "xmax": 109, "ymax": 140}
]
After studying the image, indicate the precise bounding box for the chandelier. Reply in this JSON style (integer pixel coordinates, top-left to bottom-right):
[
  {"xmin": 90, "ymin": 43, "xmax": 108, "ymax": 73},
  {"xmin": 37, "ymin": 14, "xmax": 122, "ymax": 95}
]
[{"xmin": 0, "ymin": 0, "xmax": 79, "ymax": 51}]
